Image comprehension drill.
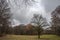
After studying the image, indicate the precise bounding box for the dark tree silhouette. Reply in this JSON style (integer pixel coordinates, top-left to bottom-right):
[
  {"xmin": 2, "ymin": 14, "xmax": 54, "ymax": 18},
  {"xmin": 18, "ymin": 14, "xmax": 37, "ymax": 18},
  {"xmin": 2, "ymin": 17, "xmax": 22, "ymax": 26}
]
[
  {"xmin": 0, "ymin": 0, "xmax": 11, "ymax": 35},
  {"xmin": 51, "ymin": 6, "xmax": 60, "ymax": 35},
  {"xmin": 31, "ymin": 14, "xmax": 48, "ymax": 39}
]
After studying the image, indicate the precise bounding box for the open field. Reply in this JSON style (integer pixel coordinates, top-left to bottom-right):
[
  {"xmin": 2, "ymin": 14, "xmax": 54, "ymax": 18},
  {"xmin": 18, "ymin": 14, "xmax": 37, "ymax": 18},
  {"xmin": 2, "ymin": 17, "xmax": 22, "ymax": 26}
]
[{"xmin": 0, "ymin": 35, "xmax": 60, "ymax": 40}]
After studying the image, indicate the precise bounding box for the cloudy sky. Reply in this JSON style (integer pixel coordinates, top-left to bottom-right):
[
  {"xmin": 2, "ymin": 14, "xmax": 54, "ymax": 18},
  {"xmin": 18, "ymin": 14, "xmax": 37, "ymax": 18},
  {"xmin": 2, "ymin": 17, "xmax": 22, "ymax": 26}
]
[{"xmin": 8, "ymin": 0, "xmax": 60, "ymax": 26}]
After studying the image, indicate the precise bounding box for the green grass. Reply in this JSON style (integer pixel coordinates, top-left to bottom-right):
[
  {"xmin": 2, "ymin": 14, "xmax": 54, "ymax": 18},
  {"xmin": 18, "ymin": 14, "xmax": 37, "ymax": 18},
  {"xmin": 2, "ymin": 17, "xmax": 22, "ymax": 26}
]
[{"xmin": 0, "ymin": 35, "xmax": 60, "ymax": 40}]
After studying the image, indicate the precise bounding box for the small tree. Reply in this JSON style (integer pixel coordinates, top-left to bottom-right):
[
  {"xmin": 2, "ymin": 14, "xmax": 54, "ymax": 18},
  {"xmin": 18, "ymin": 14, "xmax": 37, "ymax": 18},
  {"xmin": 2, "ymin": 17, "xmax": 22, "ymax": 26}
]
[{"xmin": 31, "ymin": 14, "xmax": 48, "ymax": 39}]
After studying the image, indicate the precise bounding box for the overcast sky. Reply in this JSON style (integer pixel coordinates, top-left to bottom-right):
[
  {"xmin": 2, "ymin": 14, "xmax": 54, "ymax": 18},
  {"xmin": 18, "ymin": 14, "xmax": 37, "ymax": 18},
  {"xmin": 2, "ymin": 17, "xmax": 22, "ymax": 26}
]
[{"xmin": 8, "ymin": 0, "xmax": 60, "ymax": 26}]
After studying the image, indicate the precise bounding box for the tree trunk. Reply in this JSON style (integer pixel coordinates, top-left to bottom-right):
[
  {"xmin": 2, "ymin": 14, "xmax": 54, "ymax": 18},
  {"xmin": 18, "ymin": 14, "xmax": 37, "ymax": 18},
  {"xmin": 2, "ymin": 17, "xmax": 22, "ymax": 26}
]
[
  {"xmin": 38, "ymin": 35, "xmax": 40, "ymax": 39},
  {"xmin": 38, "ymin": 31, "xmax": 40, "ymax": 39}
]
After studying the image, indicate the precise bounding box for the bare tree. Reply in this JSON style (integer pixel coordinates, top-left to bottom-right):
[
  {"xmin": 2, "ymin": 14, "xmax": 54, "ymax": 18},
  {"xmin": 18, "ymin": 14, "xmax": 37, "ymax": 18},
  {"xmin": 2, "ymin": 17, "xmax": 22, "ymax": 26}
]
[
  {"xmin": 31, "ymin": 14, "xmax": 48, "ymax": 39},
  {"xmin": 51, "ymin": 6, "xmax": 60, "ymax": 35},
  {"xmin": 0, "ymin": 0, "xmax": 11, "ymax": 35},
  {"xmin": 8, "ymin": 0, "xmax": 36, "ymax": 9}
]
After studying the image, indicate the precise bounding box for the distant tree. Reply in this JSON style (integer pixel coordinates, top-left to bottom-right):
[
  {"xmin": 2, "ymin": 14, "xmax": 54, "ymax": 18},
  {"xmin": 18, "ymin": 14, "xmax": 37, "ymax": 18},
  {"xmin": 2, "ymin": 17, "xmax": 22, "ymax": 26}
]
[
  {"xmin": 31, "ymin": 14, "xmax": 48, "ymax": 39},
  {"xmin": 25, "ymin": 24, "xmax": 37, "ymax": 35},
  {"xmin": 0, "ymin": 0, "xmax": 11, "ymax": 35},
  {"xmin": 14, "ymin": 24, "xmax": 26, "ymax": 35},
  {"xmin": 51, "ymin": 6, "xmax": 60, "ymax": 36},
  {"xmin": 13, "ymin": 24, "xmax": 37, "ymax": 35}
]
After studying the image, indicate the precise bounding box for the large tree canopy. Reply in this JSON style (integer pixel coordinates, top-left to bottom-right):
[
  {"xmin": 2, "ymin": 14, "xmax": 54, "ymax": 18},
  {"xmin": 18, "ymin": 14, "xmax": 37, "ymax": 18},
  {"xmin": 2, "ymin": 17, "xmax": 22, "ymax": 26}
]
[
  {"xmin": 0, "ymin": 0, "xmax": 11, "ymax": 34},
  {"xmin": 31, "ymin": 14, "xmax": 48, "ymax": 38},
  {"xmin": 51, "ymin": 6, "xmax": 60, "ymax": 35}
]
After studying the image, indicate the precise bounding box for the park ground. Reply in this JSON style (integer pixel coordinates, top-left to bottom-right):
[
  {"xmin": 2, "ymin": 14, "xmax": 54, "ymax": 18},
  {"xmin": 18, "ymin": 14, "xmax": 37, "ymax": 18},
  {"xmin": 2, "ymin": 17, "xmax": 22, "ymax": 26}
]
[{"xmin": 0, "ymin": 35, "xmax": 60, "ymax": 40}]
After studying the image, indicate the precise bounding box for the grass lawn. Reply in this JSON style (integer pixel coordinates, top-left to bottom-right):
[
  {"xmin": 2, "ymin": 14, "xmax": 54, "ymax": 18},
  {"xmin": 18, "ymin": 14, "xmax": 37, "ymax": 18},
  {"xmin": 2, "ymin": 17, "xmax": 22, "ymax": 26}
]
[{"xmin": 0, "ymin": 35, "xmax": 60, "ymax": 40}]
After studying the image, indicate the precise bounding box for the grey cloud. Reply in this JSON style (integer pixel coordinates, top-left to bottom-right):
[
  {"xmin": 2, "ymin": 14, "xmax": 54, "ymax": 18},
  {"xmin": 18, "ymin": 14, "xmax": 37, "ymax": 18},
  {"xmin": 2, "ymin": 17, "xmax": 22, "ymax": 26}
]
[
  {"xmin": 41, "ymin": 0, "xmax": 60, "ymax": 13},
  {"xmin": 8, "ymin": 0, "xmax": 33, "ymax": 24},
  {"xmin": 8, "ymin": 0, "xmax": 60, "ymax": 25}
]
